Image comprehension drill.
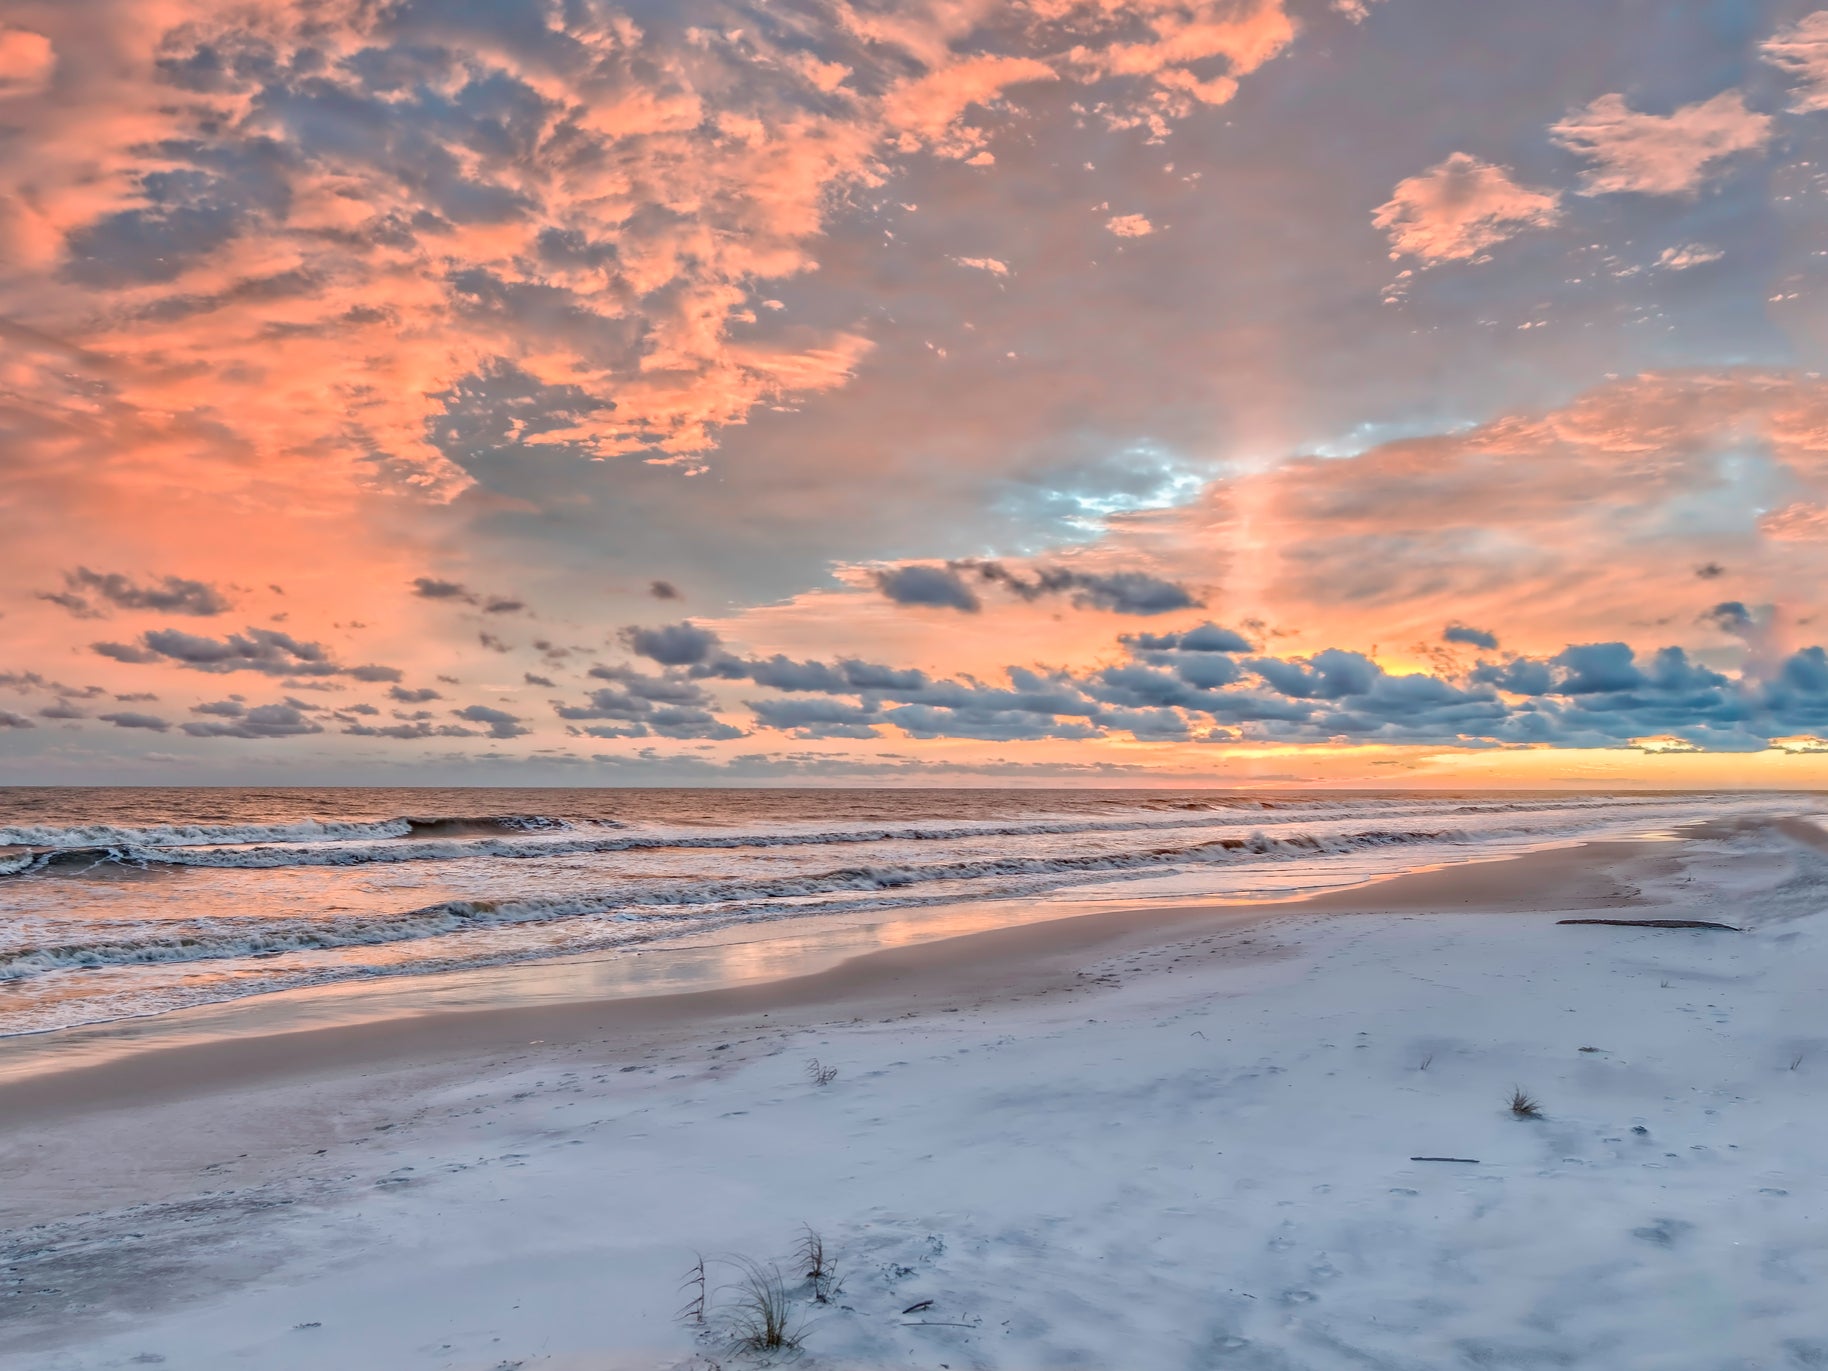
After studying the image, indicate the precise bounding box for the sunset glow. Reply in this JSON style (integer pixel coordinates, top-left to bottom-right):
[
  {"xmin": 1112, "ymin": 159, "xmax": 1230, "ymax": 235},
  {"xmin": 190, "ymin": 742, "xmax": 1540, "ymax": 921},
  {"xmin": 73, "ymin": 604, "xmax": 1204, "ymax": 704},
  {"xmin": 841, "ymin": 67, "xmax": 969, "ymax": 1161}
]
[{"xmin": 4, "ymin": 0, "xmax": 1828, "ymax": 786}]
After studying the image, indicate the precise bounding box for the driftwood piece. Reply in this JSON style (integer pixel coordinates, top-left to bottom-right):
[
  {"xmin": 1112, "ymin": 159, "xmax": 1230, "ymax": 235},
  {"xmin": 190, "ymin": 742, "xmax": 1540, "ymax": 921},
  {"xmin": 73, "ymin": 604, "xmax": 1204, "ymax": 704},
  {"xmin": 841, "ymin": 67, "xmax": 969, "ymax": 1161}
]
[
  {"xmin": 1410, "ymin": 1156, "xmax": 1480, "ymax": 1164},
  {"xmin": 1556, "ymin": 918, "xmax": 1741, "ymax": 931},
  {"xmin": 901, "ymin": 1300, "xmax": 934, "ymax": 1314}
]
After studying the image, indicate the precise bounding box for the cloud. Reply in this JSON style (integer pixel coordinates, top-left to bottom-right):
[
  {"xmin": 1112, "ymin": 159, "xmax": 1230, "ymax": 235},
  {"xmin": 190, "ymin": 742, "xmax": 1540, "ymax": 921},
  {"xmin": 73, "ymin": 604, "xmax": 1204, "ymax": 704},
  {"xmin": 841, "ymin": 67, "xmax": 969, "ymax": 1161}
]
[
  {"xmin": 182, "ymin": 703, "xmax": 324, "ymax": 739},
  {"xmin": 648, "ymin": 581, "xmax": 682, "ymax": 601},
  {"xmin": 0, "ymin": 709, "xmax": 35, "ymax": 729},
  {"xmin": 1656, "ymin": 243, "xmax": 1724, "ymax": 271},
  {"xmin": 1122, "ymin": 624, "xmax": 1255, "ymax": 654},
  {"xmin": 1762, "ymin": 503, "xmax": 1828, "ymax": 541},
  {"xmin": 747, "ymin": 697, "xmax": 883, "ymax": 739},
  {"xmin": 412, "ymin": 578, "xmax": 475, "ymax": 602},
  {"xmin": 1058, "ymin": 0, "xmax": 1297, "ymax": 118},
  {"xmin": 864, "ymin": 558, "xmax": 1202, "ymax": 616},
  {"xmin": 951, "ymin": 256, "xmax": 1010, "ymax": 274},
  {"xmin": 883, "ymin": 54, "xmax": 1059, "ymax": 159},
  {"xmin": 1373, "ymin": 153, "xmax": 1562, "ymax": 263},
  {"xmin": 0, "ymin": 27, "xmax": 53, "ymax": 98},
  {"xmin": 1772, "ymin": 733, "xmax": 1828, "ymax": 754},
  {"xmin": 874, "ymin": 565, "xmax": 983, "ymax": 612},
  {"xmin": 958, "ymin": 561, "xmax": 1201, "ymax": 615},
  {"xmin": 555, "ymin": 664, "xmax": 744, "ymax": 740},
  {"xmin": 91, "ymin": 641, "xmax": 163, "ymax": 665},
  {"xmin": 343, "ymin": 720, "xmax": 479, "ymax": 741},
  {"xmin": 42, "ymin": 568, "xmax": 232, "ymax": 618},
  {"xmin": 390, "ymin": 686, "xmax": 442, "ymax": 703},
  {"xmin": 1761, "ymin": 11, "xmax": 1828, "ymax": 113},
  {"xmin": 1443, "ymin": 623, "xmax": 1500, "ymax": 651},
  {"xmin": 0, "ymin": 0, "xmax": 1313, "ymax": 518},
  {"xmin": 1106, "ymin": 214, "xmax": 1156, "ymax": 238},
  {"xmin": 452, "ymin": 704, "xmax": 530, "ymax": 739},
  {"xmin": 1550, "ymin": 91, "xmax": 1773, "ymax": 196},
  {"xmin": 621, "ymin": 622, "xmax": 727, "ymax": 667},
  {"xmin": 99, "ymin": 711, "xmax": 170, "ymax": 731},
  {"xmin": 93, "ymin": 626, "xmax": 400, "ymax": 681},
  {"xmin": 707, "ymin": 619, "xmax": 1828, "ymax": 751}
]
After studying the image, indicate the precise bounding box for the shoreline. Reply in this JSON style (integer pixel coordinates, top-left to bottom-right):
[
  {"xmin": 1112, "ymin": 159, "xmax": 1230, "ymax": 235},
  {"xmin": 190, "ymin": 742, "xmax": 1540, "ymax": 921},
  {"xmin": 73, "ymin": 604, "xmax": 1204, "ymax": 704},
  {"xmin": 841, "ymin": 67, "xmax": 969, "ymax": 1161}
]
[
  {"xmin": 4, "ymin": 816, "xmax": 1820, "ymax": 1368},
  {"xmin": 0, "ymin": 834, "xmax": 1663, "ymax": 1125}
]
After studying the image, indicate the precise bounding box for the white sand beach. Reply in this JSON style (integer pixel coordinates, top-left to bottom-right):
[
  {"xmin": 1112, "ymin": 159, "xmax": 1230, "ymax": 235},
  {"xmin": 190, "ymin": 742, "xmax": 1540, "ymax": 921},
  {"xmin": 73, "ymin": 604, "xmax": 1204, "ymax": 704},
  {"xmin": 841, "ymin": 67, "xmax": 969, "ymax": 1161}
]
[{"xmin": 3, "ymin": 817, "xmax": 1824, "ymax": 1370}]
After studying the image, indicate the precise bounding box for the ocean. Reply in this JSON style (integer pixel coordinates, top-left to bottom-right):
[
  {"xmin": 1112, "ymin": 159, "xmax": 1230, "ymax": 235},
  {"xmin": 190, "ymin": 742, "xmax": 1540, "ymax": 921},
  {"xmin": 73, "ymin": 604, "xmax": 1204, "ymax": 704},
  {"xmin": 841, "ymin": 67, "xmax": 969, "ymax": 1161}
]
[{"xmin": 0, "ymin": 787, "xmax": 1803, "ymax": 1036}]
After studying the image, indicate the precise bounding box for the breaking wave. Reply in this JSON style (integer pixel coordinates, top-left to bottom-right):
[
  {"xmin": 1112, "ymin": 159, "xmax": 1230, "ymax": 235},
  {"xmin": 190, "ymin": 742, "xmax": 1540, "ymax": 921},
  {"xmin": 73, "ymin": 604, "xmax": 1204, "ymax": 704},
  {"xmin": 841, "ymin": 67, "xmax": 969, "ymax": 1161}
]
[
  {"xmin": 0, "ymin": 826, "xmax": 1466, "ymax": 981},
  {"xmin": 0, "ymin": 798, "xmax": 1647, "ymax": 876}
]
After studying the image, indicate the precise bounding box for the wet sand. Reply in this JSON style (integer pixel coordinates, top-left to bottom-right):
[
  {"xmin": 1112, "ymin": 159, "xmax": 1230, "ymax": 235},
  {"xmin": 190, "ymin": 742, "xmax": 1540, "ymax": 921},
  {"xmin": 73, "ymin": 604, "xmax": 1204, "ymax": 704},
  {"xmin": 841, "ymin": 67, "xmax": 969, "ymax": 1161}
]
[{"xmin": 0, "ymin": 835, "xmax": 1652, "ymax": 1127}]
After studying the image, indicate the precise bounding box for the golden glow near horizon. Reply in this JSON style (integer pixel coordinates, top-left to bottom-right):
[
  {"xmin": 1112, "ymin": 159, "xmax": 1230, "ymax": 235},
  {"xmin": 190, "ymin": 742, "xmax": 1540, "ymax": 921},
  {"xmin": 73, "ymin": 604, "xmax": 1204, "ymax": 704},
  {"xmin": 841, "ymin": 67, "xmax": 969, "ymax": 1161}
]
[{"xmin": 3, "ymin": 0, "xmax": 1828, "ymax": 786}]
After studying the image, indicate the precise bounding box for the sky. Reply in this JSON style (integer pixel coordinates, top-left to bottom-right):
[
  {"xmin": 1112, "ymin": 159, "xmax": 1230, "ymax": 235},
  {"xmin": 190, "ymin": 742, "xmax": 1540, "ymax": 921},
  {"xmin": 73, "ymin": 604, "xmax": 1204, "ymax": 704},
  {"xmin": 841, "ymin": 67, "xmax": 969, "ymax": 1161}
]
[{"xmin": 4, "ymin": 0, "xmax": 1828, "ymax": 787}]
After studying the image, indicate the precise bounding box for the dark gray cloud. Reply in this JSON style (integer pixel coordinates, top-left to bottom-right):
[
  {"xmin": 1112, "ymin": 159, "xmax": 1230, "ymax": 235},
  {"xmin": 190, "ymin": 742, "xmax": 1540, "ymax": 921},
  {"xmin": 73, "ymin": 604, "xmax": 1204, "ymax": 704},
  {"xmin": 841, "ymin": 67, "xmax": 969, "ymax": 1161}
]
[
  {"xmin": 390, "ymin": 685, "xmax": 443, "ymax": 703},
  {"xmin": 409, "ymin": 579, "xmax": 530, "ymax": 615},
  {"xmin": 0, "ymin": 709, "xmax": 35, "ymax": 729},
  {"xmin": 872, "ymin": 560, "xmax": 1202, "ymax": 616},
  {"xmin": 452, "ymin": 704, "xmax": 531, "ymax": 738},
  {"xmin": 344, "ymin": 720, "xmax": 480, "ymax": 740},
  {"xmin": 92, "ymin": 641, "xmax": 164, "ymax": 664},
  {"xmin": 1702, "ymin": 601, "xmax": 1753, "ymax": 634},
  {"xmin": 874, "ymin": 565, "xmax": 982, "ymax": 612},
  {"xmin": 649, "ymin": 580, "xmax": 681, "ymax": 601},
  {"xmin": 621, "ymin": 622, "xmax": 725, "ymax": 667},
  {"xmin": 665, "ymin": 621, "xmax": 1823, "ymax": 751},
  {"xmin": 1443, "ymin": 623, "xmax": 1500, "ymax": 650},
  {"xmin": 183, "ymin": 703, "xmax": 325, "ymax": 739},
  {"xmin": 1122, "ymin": 624, "xmax": 1255, "ymax": 654},
  {"xmin": 555, "ymin": 663, "xmax": 744, "ymax": 740},
  {"xmin": 99, "ymin": 711, "xmax": 171, "ymax": 731},
  {"xmin": 43, "ymin": 568, "xmax": 231, "ymax": 618},
  {"xmin": 38, "ymin": 700, "xmax": 87, "ymax": 720},
  {"xmin": 0, "ymin": 671, "xmax": 106, "ymax": 698},
  {"xmin": 91, "ymin": 626, "xmax": 402, "ymax": 682},
  {"xmin": 747, "ymin": 697, "xmax": 884, "ymax": 739}
]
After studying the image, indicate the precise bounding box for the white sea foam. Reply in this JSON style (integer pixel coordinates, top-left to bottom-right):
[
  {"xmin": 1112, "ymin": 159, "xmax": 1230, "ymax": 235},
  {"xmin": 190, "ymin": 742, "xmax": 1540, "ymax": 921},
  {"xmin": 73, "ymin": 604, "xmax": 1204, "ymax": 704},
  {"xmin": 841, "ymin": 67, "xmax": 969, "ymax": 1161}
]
[{"xmin": 0, "ymin": 789, "xmax": 1813, "ymax": 1036}]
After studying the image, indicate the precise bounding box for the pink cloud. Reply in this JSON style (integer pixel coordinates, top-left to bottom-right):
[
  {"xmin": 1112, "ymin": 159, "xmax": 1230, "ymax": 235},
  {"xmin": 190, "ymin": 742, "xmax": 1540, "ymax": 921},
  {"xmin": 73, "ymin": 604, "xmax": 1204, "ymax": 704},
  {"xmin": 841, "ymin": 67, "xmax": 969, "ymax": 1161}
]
[
  {"xmin": 1372, "ymin": 153, "xmax": 1562, "ymax": 263},
  {"xmin": 1106, "ymin": 213, "xmax": 1156, "ymax": 237},
  {"xmin": 0, "ymin": 26, "xmax": 53, "ymax": 96},
  {"xmin": 1761, "ymin": 10, "xmax": 1828, "ymax": 113},
  {"xmin": 884, "ymin": 54, "xmax": 1059, "ymax": 158},
  {"xmin": 1550, "ymin": 91, "xmax": 1773, "ymax": 196}
]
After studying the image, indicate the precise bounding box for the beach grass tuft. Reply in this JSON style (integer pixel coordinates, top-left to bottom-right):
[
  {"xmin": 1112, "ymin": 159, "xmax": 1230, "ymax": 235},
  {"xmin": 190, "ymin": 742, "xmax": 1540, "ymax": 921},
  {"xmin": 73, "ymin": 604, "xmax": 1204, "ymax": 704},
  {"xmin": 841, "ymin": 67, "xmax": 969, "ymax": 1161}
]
[
  {"xmin": 724, "ymin": 1258, "xmax": 803, "ymax": 1353},
  {"xmin": 796, "ymin": 1224, "xmax": 839, "ymax": 1303},
  {"xmin": 1508, "ymin": 1087, "xmax": 1544, "ymax": 1119}
]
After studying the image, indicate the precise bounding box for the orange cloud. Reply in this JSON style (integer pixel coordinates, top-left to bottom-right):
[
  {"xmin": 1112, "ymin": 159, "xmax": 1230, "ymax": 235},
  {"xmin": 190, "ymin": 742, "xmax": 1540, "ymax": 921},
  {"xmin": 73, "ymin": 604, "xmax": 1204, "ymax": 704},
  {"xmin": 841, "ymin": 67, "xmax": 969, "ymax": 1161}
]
[{"xmin": 1373, "ymin": 153, "xmax": 1562, "ymax": 263}]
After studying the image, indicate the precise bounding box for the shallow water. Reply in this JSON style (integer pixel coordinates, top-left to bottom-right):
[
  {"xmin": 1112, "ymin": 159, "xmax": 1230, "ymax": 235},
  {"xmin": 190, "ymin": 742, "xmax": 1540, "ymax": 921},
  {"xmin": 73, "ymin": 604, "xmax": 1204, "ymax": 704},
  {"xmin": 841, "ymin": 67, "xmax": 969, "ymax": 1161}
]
[{"xmin": 0, "ymin": 787, "xmax": 1805, "ymax": 1034}]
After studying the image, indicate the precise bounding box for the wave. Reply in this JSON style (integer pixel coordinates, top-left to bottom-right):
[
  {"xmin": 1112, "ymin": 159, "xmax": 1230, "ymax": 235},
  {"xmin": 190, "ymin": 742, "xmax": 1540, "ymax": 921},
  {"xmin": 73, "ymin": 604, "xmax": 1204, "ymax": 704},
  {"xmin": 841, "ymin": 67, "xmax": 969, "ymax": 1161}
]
[
  {"xmin": 0, "ymin": 812, "xmax": 586, "ymax": 850},
  {"xmin": 0, "ymin": 797, "xmax": 1654, "ymax": 876},
  {"xmin": 0, "ymin": 813, "xmax": 600, "ymax": 873},
  {"xmin": 0, "ymin": 826, "xmax": 1471, "ymax": 980}
]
